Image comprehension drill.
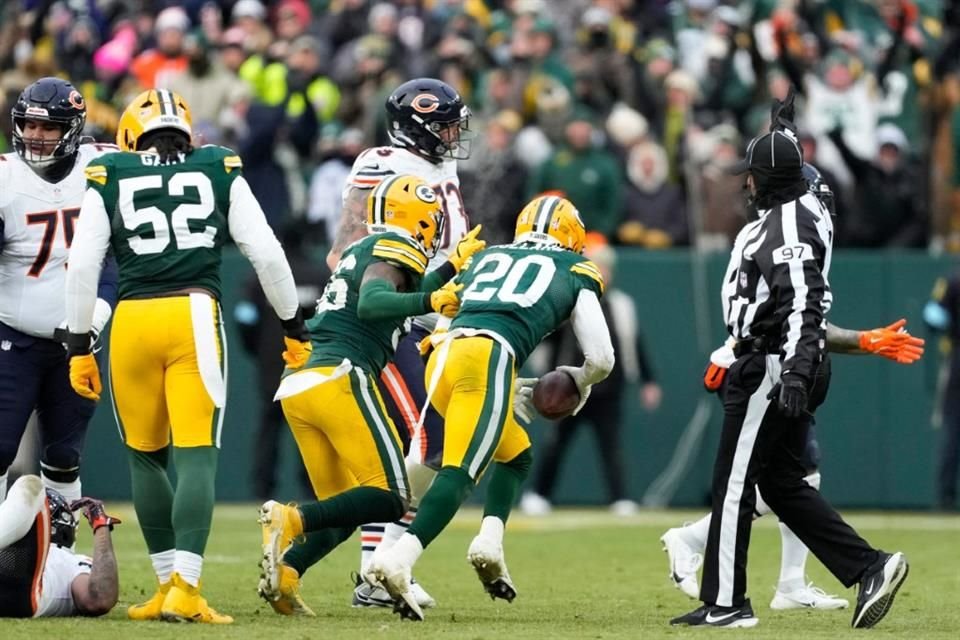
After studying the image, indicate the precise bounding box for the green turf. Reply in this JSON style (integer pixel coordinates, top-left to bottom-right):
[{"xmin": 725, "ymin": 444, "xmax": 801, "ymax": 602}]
[{"xmin": 3, "ymin": 507, "xmax": 957, "ymax": 638}]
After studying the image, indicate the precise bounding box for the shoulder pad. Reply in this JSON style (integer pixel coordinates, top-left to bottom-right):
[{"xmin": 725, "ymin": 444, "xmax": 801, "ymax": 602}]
[
  {"xmin": 570, "ymin": 259, "xmax": 605, "ymax": 294},
  {"xmin": 371, "ymin": 234, "xmax": 428, "ymax": 276},
  {"xmin": 349, "ymin": 148, "xmax": 397, "ymax": 188},
  {"xmin": 223, "ymin": 154, "xmax": 242, "ymax": 172}
]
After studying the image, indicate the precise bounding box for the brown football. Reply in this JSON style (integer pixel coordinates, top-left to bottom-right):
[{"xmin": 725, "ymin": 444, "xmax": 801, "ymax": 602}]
[{"xmin": 532, "ymin": 370, "xmax": 580, "ymax": 420}]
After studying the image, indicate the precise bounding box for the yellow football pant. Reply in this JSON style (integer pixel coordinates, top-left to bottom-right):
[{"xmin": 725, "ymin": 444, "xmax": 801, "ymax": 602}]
[
  {"xmin": 280, "ymin": 367, "xmax": 408, "ymax": 501},
  {"xmin": 109, "ymin": 295, "xmax": 225, "ymax": 451},
  {"xmin": 425, "ymin": 336, "xmax": 531, "ymax": 480}
]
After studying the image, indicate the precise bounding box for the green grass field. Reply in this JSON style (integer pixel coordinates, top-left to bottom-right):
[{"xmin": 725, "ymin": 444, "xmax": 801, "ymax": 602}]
[{"xmin": 3, "ymin": 506, "xmax": 958, "ymax": 639}]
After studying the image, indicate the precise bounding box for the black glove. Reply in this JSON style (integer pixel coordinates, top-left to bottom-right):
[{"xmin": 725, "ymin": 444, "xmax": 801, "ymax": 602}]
[
  {"xmin": 280, "ymin": 308, "xmax": 309, "ymax": 341},
  {"xmin": 70, "ymin": 497, "xmax": 122, "ymax": 532},
  {"xmin": 767, "ymin": 373, "xmax": 808, "ymax": 418}
]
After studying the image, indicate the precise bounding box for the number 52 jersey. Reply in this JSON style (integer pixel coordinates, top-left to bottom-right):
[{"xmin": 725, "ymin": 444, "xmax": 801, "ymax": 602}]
[
  {"xmin": 450, "ymin": 243, "xmax": 605, "ymax": 365},
  {"xmin": 0, "ymin": 144, "xmax": 111, "ymax": 339}
]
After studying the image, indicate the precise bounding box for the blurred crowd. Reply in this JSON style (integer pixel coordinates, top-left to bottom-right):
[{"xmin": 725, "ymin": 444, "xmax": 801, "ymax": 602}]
[{"xmin": 3, "ymin": 0, "xmax": 960, "ymax": 251}]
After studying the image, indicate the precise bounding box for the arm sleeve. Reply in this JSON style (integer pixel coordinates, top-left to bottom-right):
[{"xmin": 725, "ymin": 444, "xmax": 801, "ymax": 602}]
[
  {"xmin": 419, "ymin": 261, "xmax": 457, "ymax": 293},
  {"xmin": 357, "ymin": 279, "xmax": 430, "ymax": 320},
  {"xmin": 65, "ymin": 189, "xmax": 112, "ymax": 334},
  {"xmin": 769, "ymin": 208, "xmax": 826, "ymax": 381},
  {"xmin": 228, "ymin": 176, "xmax": 300, "ymax": 321},
  {"xmin": 570, "ymin": 289, "xmax": 616, "ymax": 386}
]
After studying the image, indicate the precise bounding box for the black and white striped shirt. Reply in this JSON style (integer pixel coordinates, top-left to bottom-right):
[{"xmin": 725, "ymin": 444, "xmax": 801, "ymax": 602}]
[{"xmin": 722, "ymin": 192, "xmax": 833, "ymax": 380}]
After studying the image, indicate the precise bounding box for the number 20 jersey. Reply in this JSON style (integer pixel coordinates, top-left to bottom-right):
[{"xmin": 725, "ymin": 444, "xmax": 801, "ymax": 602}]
[
  {"xmin": 0, "ymin": 144, "xmax": 112, "ymax": 338},
  {"xmin": 451, "ymin": 243, "xmax": 605, "ymax": 365},
  {"xmin": 84, "ymin": 146, "xmax": 241, "ymax": 300}
]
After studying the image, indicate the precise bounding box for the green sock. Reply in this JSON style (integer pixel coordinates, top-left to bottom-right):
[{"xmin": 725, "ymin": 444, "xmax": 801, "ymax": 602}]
[
  {"xmin": 483, "ymin": 448, "xmax": 533, "ymax": 523},
  {"xmin": 282, "ymin": 527, "xmax": 355, "ymax": 577},
  {"xmin": 171, "ymin": 446, "xmax": 218, "ymax": 555},
  {"xmin": 408, "ymin": 466, "xmax": 473, "ymax": 548},
  {"xmin": 299, "ymin": 486, "xmax": 403, "ymax": 532},
  {"xmin": 128, "ymin": 447, "xmax": 175, "ymax": 553}
]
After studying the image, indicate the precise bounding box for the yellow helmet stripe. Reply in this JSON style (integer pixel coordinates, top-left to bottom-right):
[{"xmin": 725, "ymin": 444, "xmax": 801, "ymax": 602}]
[
  {"xmin": 372, "ymin": 174, "xmax": 403, "ymax": 225},
  {"xmin": 535, "ymin": 196, "xmax": 562, "ymax": 234}
]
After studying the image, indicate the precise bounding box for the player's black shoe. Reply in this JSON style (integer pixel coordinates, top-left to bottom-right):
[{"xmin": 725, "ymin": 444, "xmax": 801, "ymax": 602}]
[
  {"xmin": 670, "ymin": 599, "xmax": 759, "ymax": 628},
  {"xmin": 851, "ymin": 551, "xmax": 909, "ymax": 629}
]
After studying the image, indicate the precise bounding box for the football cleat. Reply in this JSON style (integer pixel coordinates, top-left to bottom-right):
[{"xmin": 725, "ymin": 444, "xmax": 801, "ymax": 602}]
[
  {"xmin": 660, "ymin": 527, "xmax": 703, "ymax": 599},
  {"xmin": 410, "ymin": 579, "xmax": 437, "ymax": 609},
  {"xmin": 160, "ymin": 573, "xmax": 233, "ymax": 624},
  {"xmin": 851, "ymin": 551, "xmax": 909, "ymax": 629},
  {"xmin": 365, "ymin": 555, "xmax": 424, "ymax": 621},
  {"xmin": 609, "ymin": 499, "xmax": 639, "ymax": 517},
  {"xmin": 519, "ymin": 492, "xmax": 552, "ymax": 516},
  {"xmin": 466, "ymin": 535, "xmax": 517, "ymax": 603},
  {"xmin": 258, "ymin": 501, "xmax": 303, "ymax": 602},
  {"xmin": 127, "ymin": 580, "xmax": 171, "ymax": 620},
  {"xmin": 770, "ymin": 583, "xmax": 849, "ymax": 610},
  {"xmin": 351, "ymin": 572, "xmax": 393, "ymax": 608},
  {"xmin": 258, "ymin": 563, "xmax": 315, "ymax": 616},
  {"xmin": 670, "ymin": 599, "xmax": 759, "ymax": 628}
]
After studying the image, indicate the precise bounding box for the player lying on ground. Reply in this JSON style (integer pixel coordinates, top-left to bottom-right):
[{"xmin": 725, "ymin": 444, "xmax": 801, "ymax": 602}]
[
  {"xmin": 364, "ymin": 194, "xmax": 615, "ymax": 621},
  {"xmin": 0, "ymin": 475, "xmax": 120, "ymax": 618},
  {"xmin": 257, "ymin": 174, "xmax": 481, "ymax": 616}
]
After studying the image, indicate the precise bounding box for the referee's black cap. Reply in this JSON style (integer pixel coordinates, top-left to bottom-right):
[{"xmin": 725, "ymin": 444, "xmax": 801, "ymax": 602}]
[{"xmin": 729, "ymin": 128, "xmax": 803, "ymax": 176}]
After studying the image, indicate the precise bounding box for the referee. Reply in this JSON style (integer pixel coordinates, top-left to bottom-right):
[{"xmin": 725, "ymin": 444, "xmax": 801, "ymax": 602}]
[{"xmin": 670, "ymin": 94, "xmax": 909, "ymax": 630}]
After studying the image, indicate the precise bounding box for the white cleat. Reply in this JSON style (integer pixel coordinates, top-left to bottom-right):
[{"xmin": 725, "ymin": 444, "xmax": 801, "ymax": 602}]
[
  {"xmin": 609, "ymin": 499, "xmax": 640, "ymax": 517},
  {"xmin": 365, "ymin": 555, "xmax": 424, "ymax": 621},
  {"xmin": 410, "ymin": 579, "xmax": 436, "ymax": 609},
  {"xmin": 660, "ymin": 527, "xmax": 703, "ymax": 599},
  {"xmin": 467, "ymin": 535, "xmax": 517, "ymax": 602},
  {"xmin": 771, "ymin": 583, "xmax": 850, "ymax": 610},
  {"xmin": 519, "ymin": 492, "xmax": 552, "ymax": 516}
]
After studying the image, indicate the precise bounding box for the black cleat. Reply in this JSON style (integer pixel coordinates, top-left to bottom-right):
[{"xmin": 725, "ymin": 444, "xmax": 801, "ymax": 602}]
[
  {"xmin": 851, "ymin": 551, "xmax": 909, "ymax": 629},
  {"xmin": 670, "ymin": 599, "xmax": 759, "ymax": 628}
]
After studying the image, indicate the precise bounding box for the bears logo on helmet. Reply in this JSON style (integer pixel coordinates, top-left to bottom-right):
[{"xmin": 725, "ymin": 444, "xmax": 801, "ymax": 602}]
[{"xmin": 386, "ymin": 78, "xmax": 473, "ymax": 160}]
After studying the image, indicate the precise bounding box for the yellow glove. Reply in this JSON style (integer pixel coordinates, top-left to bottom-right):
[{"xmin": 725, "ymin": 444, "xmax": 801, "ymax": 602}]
[
  {"xmin": 282, "ymin": 336, "xmax": 313, "ymax": 369},
  {"xmin": 430, "ymin": 282, "xmax": 463, "ymax": 318},
  {"xmin": 418, "ymin": 328, "xmax": 448, "ymax": 356},
  {"xmin": 449, "ymin": 225, "xmax": 485, "ymax": 272},
  {"xmin": 69, "ymin": 354, "xmax": 102, "ymax": 402}
]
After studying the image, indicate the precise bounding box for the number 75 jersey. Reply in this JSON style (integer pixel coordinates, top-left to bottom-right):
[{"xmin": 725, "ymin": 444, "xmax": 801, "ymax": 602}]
[
  {"xmin": 450, "ymin": 243, "xmax": 605, "ymax": 365},
  {"xmin": 84, "ymin": 146, "xmax": 242, "ymax": 300},
  {"xmin": 0, "ymin": 144, "xmax": 112, "ymax": 339}
]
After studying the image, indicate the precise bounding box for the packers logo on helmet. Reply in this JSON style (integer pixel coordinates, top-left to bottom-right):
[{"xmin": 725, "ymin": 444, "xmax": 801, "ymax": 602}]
[
  {"xmin": 116, "ymin": 89, "xmax": 193, "ymax": 152},
  {"xmin": 368, "ymin": 175, "xmax": 444, "ymax": 257},
  {"xmin": 514, "ymin": 195, "xmax": 586, "ymax": 253}
]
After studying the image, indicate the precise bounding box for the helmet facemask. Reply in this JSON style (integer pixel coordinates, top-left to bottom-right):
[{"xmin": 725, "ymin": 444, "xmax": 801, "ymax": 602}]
[{"xmin": 13, "ymin": 113, "xmax": 84, "ymax": 170}]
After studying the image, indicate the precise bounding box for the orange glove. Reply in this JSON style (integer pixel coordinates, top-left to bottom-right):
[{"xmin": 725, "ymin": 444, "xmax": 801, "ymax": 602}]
[
  {"xmin": 69, "ymin": 353, "xmax": 102, "ymax": 401},
  {"xmin": 703, "ymin": 363, "xmax": 727, "ymax": 392},
  {"xmin": 282, "ymin": 336, "xmax": 312, "ymax": 369},
  {"xmin": 858, "ymin": 319, "xmax": 925, "ymax": 364}
]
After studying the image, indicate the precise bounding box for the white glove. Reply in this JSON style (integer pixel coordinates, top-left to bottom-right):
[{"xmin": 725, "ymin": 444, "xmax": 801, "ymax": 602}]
[
  {"xmin": 512, "ymin": 377, "xmax": 538, "ymax": 424},
  {"xmin": 555, "ymin": 365, "xmax": 593, "ymax": 416}
]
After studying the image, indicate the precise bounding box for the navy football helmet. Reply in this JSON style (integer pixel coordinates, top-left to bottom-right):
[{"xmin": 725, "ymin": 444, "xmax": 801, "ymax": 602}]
[
  {"xmin": 11, "ymin": 77, "xmax": 87, "ymax": 172},
  {"xmin": 385, "ymin": 78, "xmax": 473, "ymax": 160},
  {"xmin": 802, "ymin": 163, "xmax": 835, "ymax": 216},
  {"xmin": 47, "ymin": 488, "xmax": 77, "ymax": 549}
]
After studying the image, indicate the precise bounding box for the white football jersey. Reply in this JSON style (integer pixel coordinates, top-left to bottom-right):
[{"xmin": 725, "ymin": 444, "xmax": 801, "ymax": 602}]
[
  {"xmin": 0, "ymin": 144, "xmax": 114, "ymax": 339},
  {"xmin": 344, "ymin": 146, "xmax": 468, "ymax": 270},
  {"xmin": 33, "ymin": 545, "xmax": 92, "ymax": 618}
]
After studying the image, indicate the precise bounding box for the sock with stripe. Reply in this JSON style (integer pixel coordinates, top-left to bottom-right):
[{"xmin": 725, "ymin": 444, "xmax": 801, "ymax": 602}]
[
  {"xmin": 483, "ymin": 448, "xmax": 532, "ymax": 523},
  {"xmin": 359, "ymin": 523, "xmax": 385, "ymax": 573},
  {"xmin": 407, "ymin": 466, "xmax": 473, "ymax": 548},
  {"xmin": 171, "ymin": 446, "xmax": 218, "ymax": 555},
  {"xmin": 299, "ymin": 486, "xmax": 404, "ymax": 532},
  {"xmin": 284, "ymin": 527, "xmax": 355, "ymax": 577},
  {"xmin": 41, "ymin": 474, "xmax": 81, "ymax": 505},
  {"xmin": 128, "ymin": 447, "xmax": 176, "ymax": 553},
  {"xmin": 360, "ymin": 461, "xmax": 435, "ymax": 572}
]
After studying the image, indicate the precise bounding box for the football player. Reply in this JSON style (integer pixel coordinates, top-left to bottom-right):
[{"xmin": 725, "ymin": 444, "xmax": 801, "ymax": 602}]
[
  {"xmin": 257, "ymin": 174, "xmax": 479, "ymax": 616},
  {"xmin": 0, "ymin": 475, "xmax": 120, "ymax": 618},
  {"xmin": 63, "ymin": 89, "xmax": 310, "ymax": 623},
  {"xmin": 0, "ymin": 77, "xmax": 118, "ymax": 505},
  {"xmin": 366, "ymin": 195, "xmax": 616, "ymax": 621},
  {"xmin": 662, "ymin": 164, "xmax": 924, "ymax": 610},
  {"xmin": 327, "ymin": 77, "xmax": 478, "ymax": 609}
]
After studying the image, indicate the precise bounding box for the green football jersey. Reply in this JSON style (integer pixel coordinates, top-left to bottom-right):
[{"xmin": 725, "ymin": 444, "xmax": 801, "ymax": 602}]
[
  {"xmin": 451, "ymin": 242, "xmax": 605, "ymax": 364},
  {"xmin": 84, "ymin": 145, "xmax": 243, "ymax": 300},
  {"xmin": 301, "ymin": 232, "xmax": 428, "ymax": 374}
]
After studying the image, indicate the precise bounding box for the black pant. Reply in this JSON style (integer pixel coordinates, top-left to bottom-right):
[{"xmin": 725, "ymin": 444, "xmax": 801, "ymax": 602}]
[
  {"xmin": 938, "ymin": 359, "xmax": 960, "ymax": 508},
  {"xmin": 700, "ymin": 353, "xmax": 878, "ymax": 607},
  {"xmin": 532, "ymin": 393, "xmax": 627, "ymax": 503}
]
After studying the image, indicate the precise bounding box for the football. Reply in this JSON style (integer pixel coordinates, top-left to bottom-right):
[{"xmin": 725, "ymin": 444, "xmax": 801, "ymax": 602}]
[{"xmin": 532, "ymin": 370, "xmax": 580, "ymax": 420}]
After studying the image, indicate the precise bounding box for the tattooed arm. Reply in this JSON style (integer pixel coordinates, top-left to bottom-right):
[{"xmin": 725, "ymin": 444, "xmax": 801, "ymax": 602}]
[
  {"xmin": 71, "ymin": 527, "xmax": 119, "ymax": 616},
  {"xmin": 326, "ymin": 185, "xmax": 371, "ymax": 270},
  {"xmin": 825, "ymin": 322, "xmax": 864, "ymax": 354}
]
